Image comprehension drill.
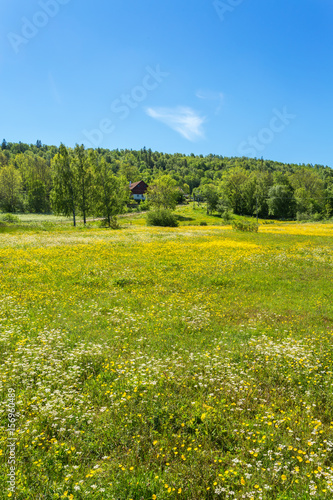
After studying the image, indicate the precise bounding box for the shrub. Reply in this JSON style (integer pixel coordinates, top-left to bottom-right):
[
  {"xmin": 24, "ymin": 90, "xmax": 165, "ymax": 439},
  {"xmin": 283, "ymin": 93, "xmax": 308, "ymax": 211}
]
[
  {"xmin": 146, "ymin": 209, "xmax": 179, "ymax": 227},
  {"xmin": 200, "ymin": 221, "xmax": 207, "ymax": 226},
  {"xmin": 99, "ymin": 217, "xmax": 120, "ymax": 229},
  {"xmin": 139, "ymin": 200, "xmax": 149, "ymax": 211},
  {"xmin": 311, "ymin": 212, "xmax": 324, "ymax": 222},
  {"xmin": 0, "ymin": 213, "xmax": 20, "ymax": 223},
  {"xmin": 297, "ymin": 212, "xmax": 311, "ymax": 222},
  {"xmin": 232, "ymin": 220, "xmax": 259, "ymax": 233}
]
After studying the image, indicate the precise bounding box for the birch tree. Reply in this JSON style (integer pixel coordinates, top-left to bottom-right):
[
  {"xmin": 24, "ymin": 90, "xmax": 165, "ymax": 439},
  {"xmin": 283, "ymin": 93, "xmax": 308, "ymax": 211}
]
[{"xmin": 51, "ymin": 144, "xmax": 78, "ymax": 226}]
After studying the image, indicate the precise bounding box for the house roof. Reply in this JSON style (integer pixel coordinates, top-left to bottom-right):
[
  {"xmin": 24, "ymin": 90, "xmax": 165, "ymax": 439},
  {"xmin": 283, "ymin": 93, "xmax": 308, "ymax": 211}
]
[
  {"xmin": 130, "ymin": 180, "xmax": 148, "ymax": 194},
  {"xmin": 129, "ymin": 181, "xmax": 143, "ymax": 190}
]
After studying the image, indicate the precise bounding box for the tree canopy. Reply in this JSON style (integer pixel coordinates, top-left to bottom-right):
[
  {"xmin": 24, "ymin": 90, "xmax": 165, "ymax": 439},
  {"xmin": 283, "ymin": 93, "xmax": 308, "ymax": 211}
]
[{"xmin": 0, "ymin": 140, "xmax": 332, "ymax": 220}]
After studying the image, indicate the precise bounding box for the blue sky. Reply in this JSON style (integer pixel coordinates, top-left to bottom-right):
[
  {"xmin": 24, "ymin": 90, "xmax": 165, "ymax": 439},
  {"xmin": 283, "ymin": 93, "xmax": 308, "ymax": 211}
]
[{"xmin": 1, "ymin": 0, "xmax": 332, "ymax": 166}]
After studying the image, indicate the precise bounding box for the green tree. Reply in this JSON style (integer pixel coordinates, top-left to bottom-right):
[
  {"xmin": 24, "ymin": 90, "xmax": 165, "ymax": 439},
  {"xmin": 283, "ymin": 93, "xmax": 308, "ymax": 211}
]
[
  {"xmin": 147, "ymin": 175, "xmax": 179, "ymax": 210},
  {"xmin": 0, "ymin": 164, "xmax": 23, "ymax": 212},
  {"xmin": 51, "ymin": 144, "xmax": 78, "ymax": 226},
  {"xmin": 28, "ymin": 178, "xmax": 48, "ymax": 213},
  {"xmin": 217, "ymin": 194, "xmax": 232, "ymax": 220},
  {"xmin": 92, "ymin": 154, "xmax": 129, "ymax": 227},
  {"xmin": 73, "ymin": 144, "xmax": 94, "ymax": 225},
  {"xmin": 0, "ymin": 151, "xmax": 9, "ymax": 167},
  {"xmin": 221, "ymin": 168, "xmax": 248, "ymax": 215},
  {"xmin": 15, "ymin": 153, "xmax": 52, "ymax": 213},
  {"xmin": 201, "ymin": 184, "xmax": 220, "ymax": 214},
  {"xmin": 268, "ymin": 184, "xmax": 296, "ymax": 219},
  {"xmin": 291, "ymin": 169, "xmax": 325, "ymax": 215},
  {"xmin": 119, "ymin": 162, "xmax": 140, "ymax": 183}
]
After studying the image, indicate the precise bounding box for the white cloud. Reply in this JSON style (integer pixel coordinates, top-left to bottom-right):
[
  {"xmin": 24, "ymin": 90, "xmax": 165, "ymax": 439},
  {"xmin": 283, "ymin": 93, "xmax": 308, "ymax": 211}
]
[
  {"xmin": 145, "ymin": 106, "xmax": 205, "ymax": 141},
  {"xmin": 196, "ymin": 89, "xmax": 224, "ymax": 115}
]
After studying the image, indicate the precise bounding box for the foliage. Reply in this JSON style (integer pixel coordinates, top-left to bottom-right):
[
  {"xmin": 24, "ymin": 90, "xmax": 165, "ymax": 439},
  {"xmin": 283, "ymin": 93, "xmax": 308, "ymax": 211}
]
[
  {"xmin": 98, "ymin": 216, "xmax": 120, "ymax": 229},
  {"xmin": 268, "ymin": 184, "xmax": 297, "ymax": 219},
  {"xmin": 146, "ymin": 175, "xmax": 180, "ymax": 210},
  {"xmin": 216, "ymin": 194, "xmax": 234, "ymax": 223},
  {"xmin": 0, "ymin": 141, "xmax": 332, "ymax": 221},
  {"xmin": 73, "ymin": 144, "xmax": 94, "ymax": 225},
  {"xmin": 91, "ymin": 153, "xmax": 128, "ymax": 227},
  {"xmin": 0, "ymin": 213, "xmax": 20, "ymax": 223},
  {"xmin": 232, "ymin": 219, "xmax": 259, "ymax": 232},
  {"xmin": 51, "ymin": 144, "xmax": 78, "ymax": 226},
  {"xmin": 0, "ymin": 164, "xmax": 23, "ymax": 212},
  {"xmin": 138, "ymin": 199, "xmax": 149, "ymax": 211},
  {"xmin": 146, "ymin": 209, "xmax": 179, "ymax": 227},
  {"xmin": 201, "ymin": 184, "xmax": 220, "ymax": 214}
]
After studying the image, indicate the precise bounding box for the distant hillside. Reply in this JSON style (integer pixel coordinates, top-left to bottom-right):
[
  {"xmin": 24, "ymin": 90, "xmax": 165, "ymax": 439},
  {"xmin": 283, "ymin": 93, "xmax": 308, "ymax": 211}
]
[{"xmin": 0, "ymin": 140, "xmax": 332, "ymax": 220}]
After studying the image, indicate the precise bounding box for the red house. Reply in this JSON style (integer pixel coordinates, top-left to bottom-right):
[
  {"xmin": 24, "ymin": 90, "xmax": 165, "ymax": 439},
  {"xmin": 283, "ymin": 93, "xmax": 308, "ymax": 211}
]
[{"xmin": 129, "ymin": 180, "xmax": 148, "ymax": 201}]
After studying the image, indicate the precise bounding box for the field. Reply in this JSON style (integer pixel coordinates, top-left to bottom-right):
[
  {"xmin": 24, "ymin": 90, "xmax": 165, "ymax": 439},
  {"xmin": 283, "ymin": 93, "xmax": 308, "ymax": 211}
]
[{"xmin": 1, "ymin": 208, "xmax": 333, "ymax": 499}]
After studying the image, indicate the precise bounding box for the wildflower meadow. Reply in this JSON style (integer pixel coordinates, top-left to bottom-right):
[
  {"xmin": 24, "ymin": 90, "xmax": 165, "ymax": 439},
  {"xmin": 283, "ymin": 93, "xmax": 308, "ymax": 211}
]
[{"xmin": 1, "ymin": 212, "xmax": 333, "ymax": 499}]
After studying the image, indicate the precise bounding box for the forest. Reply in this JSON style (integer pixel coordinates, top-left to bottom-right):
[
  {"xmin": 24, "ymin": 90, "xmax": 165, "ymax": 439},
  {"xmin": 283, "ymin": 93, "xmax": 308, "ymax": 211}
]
[{"xmin": 0, "ymin": 139, "xmax": 332, "ymax": 221}]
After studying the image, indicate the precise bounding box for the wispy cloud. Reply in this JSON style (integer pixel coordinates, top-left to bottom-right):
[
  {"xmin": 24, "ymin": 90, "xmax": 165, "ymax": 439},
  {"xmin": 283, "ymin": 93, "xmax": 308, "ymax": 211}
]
[
  {"xmin": 145, "ymin": 106, "xmax": 205, "ymax": 141},
  {"xmin": 196, "ymin": 89, "xmax": 224, "ymax": 115}
]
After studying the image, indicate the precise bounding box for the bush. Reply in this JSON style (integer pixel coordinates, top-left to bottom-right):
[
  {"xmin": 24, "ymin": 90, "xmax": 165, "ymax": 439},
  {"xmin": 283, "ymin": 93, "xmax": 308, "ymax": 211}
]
[
  {"xmin": 200, "ymin": 221, "xmax": 207, "ymax": 226},
  {"xmin": 0, "ymin": 213, "xmax": 20, "ymax": 223},
  {"xmin": 232, "ymin": 220, "xmax": 259, "ymax": 233},
  {"xmin": 297, "ymin": 212, "xmax": 324, "ymax": 222},
  {"xmin": 139, "ymin": 200, "xmax": 149, "ymax": 211},
  {"xmin": 99, "ymin": 217, "xmax": 120, "ymax": 229},
  {"xmin": 146, "ymin": 209, "xmax": 179, "ymax": 227},
  {"xmin": 296, "ymin": 212, "xmax": 311, "ymax": 222},
  {"xmin": 311, "ymin": 212, "xmax": 324, "ymax": 222}
]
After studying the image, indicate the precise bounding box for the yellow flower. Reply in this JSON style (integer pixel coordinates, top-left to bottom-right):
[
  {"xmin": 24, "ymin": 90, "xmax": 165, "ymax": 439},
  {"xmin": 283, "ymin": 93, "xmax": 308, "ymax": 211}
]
[
  {"xmin": 178, "ymin": 488, "xmax": 182, "ymax": 494},
  {"xmin": 152, "ymin": 495, "xmax": 157, "ymax": 500},
  {"xmin": 281, "ymin": 474, "xmax": 287, "ymax": 481},
  {"xmin": 241, "ymin": 477, "xmax": 245, "ymax": 485}
]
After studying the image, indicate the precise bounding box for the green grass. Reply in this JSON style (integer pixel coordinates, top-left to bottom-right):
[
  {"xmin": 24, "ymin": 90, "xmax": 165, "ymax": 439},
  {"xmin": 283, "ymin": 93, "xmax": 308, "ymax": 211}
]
[{"xmin": 0, "ymin": 213, "xmax": 333, "ymax": 499}]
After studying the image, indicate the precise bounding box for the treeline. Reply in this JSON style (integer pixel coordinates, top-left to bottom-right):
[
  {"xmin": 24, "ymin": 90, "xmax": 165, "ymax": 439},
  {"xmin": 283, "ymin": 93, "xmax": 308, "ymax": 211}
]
[{"xmin": 0, "ymin": 139, "xmax": 333, "ymax": 220}]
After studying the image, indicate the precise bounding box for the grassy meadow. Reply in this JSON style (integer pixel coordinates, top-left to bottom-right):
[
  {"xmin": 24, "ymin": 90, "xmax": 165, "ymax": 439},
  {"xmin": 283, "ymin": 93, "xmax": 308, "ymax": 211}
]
[{"xmin": 1, "ymin": 206, "xmax": 333, "ymax": 499}]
